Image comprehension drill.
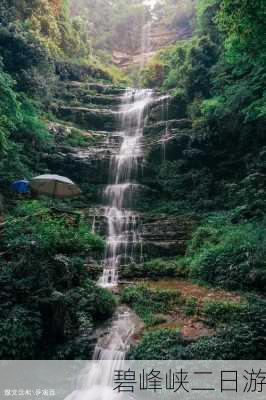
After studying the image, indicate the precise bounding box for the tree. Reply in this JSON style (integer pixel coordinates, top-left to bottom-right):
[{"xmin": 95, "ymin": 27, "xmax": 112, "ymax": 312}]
[
  {"xmin": 69, "ymin": 0, "xmax": 150, "ymax": 53},
  {"xmin": 218, "ymin": 0, "xmax": 266, "ymax": 65}
]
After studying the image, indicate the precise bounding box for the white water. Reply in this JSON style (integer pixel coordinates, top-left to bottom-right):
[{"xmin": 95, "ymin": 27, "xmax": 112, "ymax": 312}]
[
  {"xmin": 65, "ymin": 89, "xmax": 153, "ymax": 400},
  {"xmin": 99, "ymin": 89, "xmax": 153, "ymax": 288},
  {"xmin": 65, "ymin": 307, "xmax": 137, "ymax": 400},
  {"xmin": 161, "ymin": 96, "xmax": 170, "ymax": 162}
]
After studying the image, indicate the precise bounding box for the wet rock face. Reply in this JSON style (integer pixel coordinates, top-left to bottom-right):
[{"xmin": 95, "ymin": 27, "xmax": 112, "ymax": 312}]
[
  {"xmin": 45, "ymin": 152, "xmax": 110, "ymax": 186},
  {"xmin": 141, "ymin": 216, "xmax": 198, "ymax": 257},
  {"xmin": 144, "ymin": 119, "xmax": 191, "ymax": 136},
  {"xmin": 52, "ymin": 105, "xmax": 118, "ymax": 131},
  {"xmin": 54, "ymin": 82, "xmax": 123, "ymax": 108},
  {"xmin": 48, "ymin": 74, "xmax": 198, "ymax": 260},
  {"xmin": 85, "ymin": 207, "xmax": 198, "ymax": 259},
  {"xmin": 55, "ymin": 61, "xmax": 110, "ymax": 82},
  {"xmin": 112, "ymin": 22, "xmax": 192, "ymax": 70}
]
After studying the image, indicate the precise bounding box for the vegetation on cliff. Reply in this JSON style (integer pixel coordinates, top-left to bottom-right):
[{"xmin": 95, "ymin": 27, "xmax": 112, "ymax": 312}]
[
  {"xmin": 0, "ymin": 0, "xmax": 123, "ymax": 359},
  {"xmin": 130, "ymin": 0, "xmax": 266, "ymax": 360},
  {"xmin": 0, "ymin": 0, "xmax": 265, "ymax": 360}
]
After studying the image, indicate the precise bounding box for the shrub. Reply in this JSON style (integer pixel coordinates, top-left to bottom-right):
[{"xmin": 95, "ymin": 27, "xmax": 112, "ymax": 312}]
[
  {"xmin": 183, "ymin": 296, "xmax": 198, "ymax": 316},
  {"xmin": 0, "ymin": 200, "xmax": 111, "ymax": 358},
  {"xmin": 4, "ymin": 201, "xmax": 104, "ymax": 255},
  {"xmin": 63, "ymin": 128, "xmax": 91, "ymax": 147},
  {"xmin": 186, "ymin": 216, "xmax": 266, "ymax": 291},
  {"xmin": 14, "ymin": 96, "xmax": 51, "ymax": 148},
  {"xmin": 129, "ymin": 329, "xmax": 186, "ymax": 360},
  {"xmin": 183, "ymin": 323, "xmax": 256, "ymax": 360},
  {"xmin": 0, "ymin": 25, "xmax": 54, "ymax": 96},
  {"xmin": 129, "ymin": 297, "xmax": 266, "ymax": 360},
  {"xmin": 121, "ymin": 258, "xmax": 188, "ymax": 279},
  {"xmin": 122, "ymin": 284, "xmax": 181, "ymax": 327},
  {"xmin": 202, "ymin": 299, "xmax": 248, "ymax": 326},
  {"xmin": 0, "ymin": 68, "xmax": 20, "ymax": 153},
  {"xmin": 185, "ymin": 296, "xmax": 266, "ymax": 359},
  {"xmin": 0, "ymin": 307, "xmax": 42, "ymax": 359},
  {"xmin": 0, "ymin": 66, "xmax": 53, "ymax": 184},
  {"xmin": 65, "ymin": 280, "xmax": 116, "ymax": 324}
]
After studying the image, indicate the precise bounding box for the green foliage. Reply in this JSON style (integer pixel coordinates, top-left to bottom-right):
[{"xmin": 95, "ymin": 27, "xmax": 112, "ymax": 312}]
[
  {"xmin": 0, "ymin": 69, "xmax": 19, "ymax": 152},
  {"xmin": 143, "ymin": 0, "xmax": 266, "ymax": 223},
  {"xmin": 14, "ymin": 96, "xmax": 51, "ymax": 147},
  {"xmin": 5, "ymin": 201, "xmax": 104, "ymax": 255},
  {"xmin": 0, "ymin": 0, "xmax": 91, "ymax": 60},
  {"xmin": 218, "ymin": 0, "xmax": 266, "ymax": 65},
  {"xmin": 186, "ymin": 215, "xmax": 266, "ymax": 291},
  {"xmin": 203, "ymin": 0, "xmax": 266, "ymax": 126},
  {"xmin": 63, "ymin": 128, "xmax": 92, "ymax": 147},
  {"xmin": 0, "ymin": 25, "xmax": 54, "ymax": 96},
  {"xmin": 101, "ymin": 64, "xmax": 130, "ymax": 86},
  {"xmin": 121, "ymin": 258, "xmax": 188, "ymax": 279},
  {"xmin": 183, "ymin": 323, "xmax": 256, "ymax": 360},
  {"xmin": 202, "ymin": 299, "xmax": 248, "ymax": 326},
  {"xmin": 130, "ymin": 297, "xmax": 266, "ymax": 360},
  {"xmin": 70, "ymin": 0, "xmax": 150, "ymax": 54},
  {"xmin": 153, "ymin": 159, "xmax": 216, "ymax": 210},
  {"xmin": 53, "ymin": 336, "xmax": 95, "ymax": 360},
  {"xmin": 0, "ymin": 66, "xmax": 52, "ymax": 183},
  {"xmin": 196, "ymin": 0, "xmax": 221, "ymax": 41},
  {"xmin": 140, "ymin": 51, "xmax": 168, "ymax": 88},
  {"xmin": 122, "ymin": 284, "xmax": 181, "ymax": 327},
  {"xmin": 0, "ymin": 200, "xmax": 111, "ymax": 358},
  {"xmin": 183, "ymin": 296, "xmax": 198, "ymax": 316},
  {"xmin": 142, "ymin": 35, "xmax": 218, "ymax": 100},
  {"xmin": 65, "ymin": 280, "xmax": 116, "ymax": 324},
  {"xmin": 0, "ymin": 0, "xmax": 265, "ymax": 363},
  {"xmin": 129, "ymin": 329, "xmax": 185, "ymax": 360},
  {"xmin": 0, "ymin": 307, "xmax": 42, "ymax": 359},
  {"xmin": 185, "ymin": 297, "xmax": 266, "ymax": 359}
]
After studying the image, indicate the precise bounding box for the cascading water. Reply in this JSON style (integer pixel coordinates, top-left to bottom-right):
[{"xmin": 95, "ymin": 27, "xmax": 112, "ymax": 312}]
[
  {"xmin": 66, "ymin": 89, "xmax": 153, "ymax": 400},
  {"xmin": 161, "ymin": 96, "xmax": 170, "ymax": 162},
  {"xmin": 99, "ymin": 88, "xmax": 153, "ymax": 288}
]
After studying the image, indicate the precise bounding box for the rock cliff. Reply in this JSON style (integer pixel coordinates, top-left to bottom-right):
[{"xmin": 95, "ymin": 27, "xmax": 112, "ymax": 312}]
[{"xmin": 46, "ymin": 75, "xmax": 198, "ymax": 265}]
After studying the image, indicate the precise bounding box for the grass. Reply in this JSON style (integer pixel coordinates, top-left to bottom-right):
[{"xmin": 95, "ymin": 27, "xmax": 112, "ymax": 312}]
[{"xmin": 121, "ymin": 284, "xmax": 182, "ymax": 327}]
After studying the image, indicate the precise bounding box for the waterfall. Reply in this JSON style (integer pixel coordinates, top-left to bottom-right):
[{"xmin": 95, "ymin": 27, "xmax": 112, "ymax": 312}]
[
  {"xmin": 161, "ymin": 96, "xmax": 170, "ymax": 162},
  {"xmin": 140, "ymin": 22, "xmax": 151, "ymax": 71},
  {"xmin": 99, "ymin": 89, "xmax": 153, "ymax": 288},
  {"xmin": 65, "ymin": 89, "xmax": 153, "ymax": 400},
  {"xmin": 65, "ymin": 306, "xmax": 137, "ymax": 400}
]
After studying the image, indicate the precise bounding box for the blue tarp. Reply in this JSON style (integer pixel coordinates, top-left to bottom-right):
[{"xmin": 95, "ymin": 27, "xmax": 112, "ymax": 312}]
[{"xmin": 11, "ymin": 180, "xmax": 29, "ymax": 194}]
